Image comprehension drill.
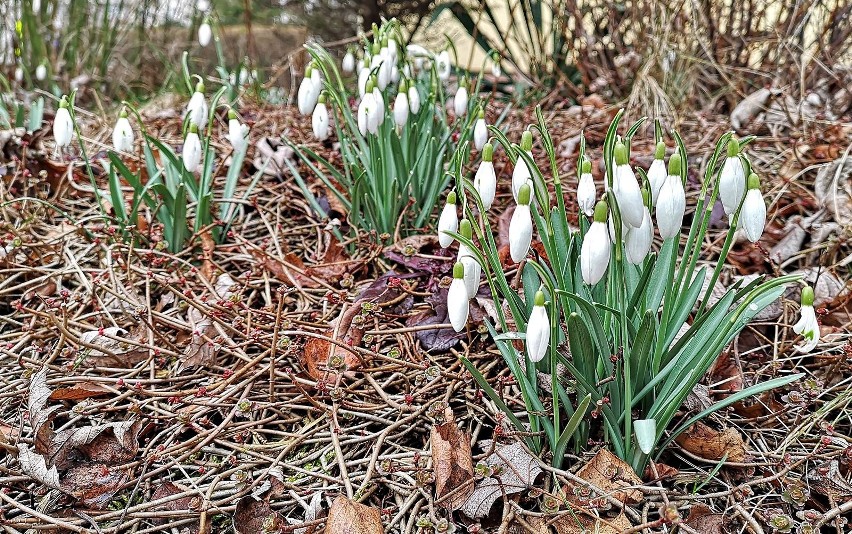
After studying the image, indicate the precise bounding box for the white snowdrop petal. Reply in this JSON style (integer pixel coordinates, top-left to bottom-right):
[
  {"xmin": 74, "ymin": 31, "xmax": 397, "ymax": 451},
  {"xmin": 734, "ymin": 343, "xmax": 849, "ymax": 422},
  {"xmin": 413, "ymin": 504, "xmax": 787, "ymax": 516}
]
[
  {"xmin": 741, "ymin": 189, "xmax": 766, "ymax": 242},
  {"xmin": 580, "ymin": 222, "xmax": 610, "ymax": 285},
  {"xmin": 526, "ymin": 305, "xmax": 549, "ymax": 363},
  {"xmin": 447, "ymin": 279, "xmax": 469, "ymax": 332},
  {"xmin": 437, "ymin": 204, "xmax": 458, "ymax": 248},
  {"xmin": 509, "ymin": 205, "xmax": 533, "ymax": 263},
  {"xmin": 474, "ymin": 161, "xmax": 497, "ymax": 210}
]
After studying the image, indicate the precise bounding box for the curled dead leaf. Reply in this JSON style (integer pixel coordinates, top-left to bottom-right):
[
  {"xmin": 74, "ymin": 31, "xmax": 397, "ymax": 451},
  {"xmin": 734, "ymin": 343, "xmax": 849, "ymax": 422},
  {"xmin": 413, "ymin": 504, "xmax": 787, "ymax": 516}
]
[
  {"xmin": 675, "ymin": 422, "xmax": 746, "ymax": 462},
  {"xmin": 303, "ymin": 303, "xmax": 364, "ymax": 382},
  {"xmin": 572, "ymin": 448, "xmax": 643, "ymax": 506},
  {"xmin": 234, "ymin": 496, "xmax": 285, "ymax": 534},
  {"xmin": 684, "ymin": 504, "xmax": 724, "ymax": 534},
  {"xmin": 326, "ymin": 496, "xmax": 384, "ymax": 534},
  {"xmin": 431, "ymin": 408, "xmax": 474, "ymax": 510},
  {"xmin": 459, "ymin": 441, "xmax": 542, "ymax": 519}
]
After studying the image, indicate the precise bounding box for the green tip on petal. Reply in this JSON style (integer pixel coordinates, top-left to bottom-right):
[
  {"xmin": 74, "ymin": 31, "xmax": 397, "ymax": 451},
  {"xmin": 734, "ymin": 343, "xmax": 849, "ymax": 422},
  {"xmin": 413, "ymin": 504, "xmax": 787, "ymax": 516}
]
[
  {"xmin": 534, "ymin": 290, "xmax": 545, "ymax": 307},
  {"xmin": 801, "ymin": 285, "xmax": 814, "ymax": 306},
  {"xmin": 119, "ymin": 107, "xmax": 128, "ymax": 118},
  {"xmin": 518, "ymin": 183, "xmax": 532, "ymax": 206},
  {"xmin": 189, "ymin": 123, "xmax": 199, "ymax": 134},
  {"xmin": 398, "ymin": 79, "xmax": 407, "ymax": 93},
  {"xmin": 371, "ymin": 42, "xmax": 380, "ymax": 54},
  {"xmin": 654, "ymin": 141, "xmax": 666, "ymax": 160},
  {"xmin": 453, "ymin": 261, "xmax": 465, "ymax": 279},
  {"xmin": 318, "ymin": 92, "xmax": 327, "ymax": 104},
  {"xmin": 483, "ymin": 143, "xmax": 494, "ymax": 162},
  {"xmin": 195, "ymin": 80, "xmax": 205, "ymax": 93},
  {"xmin": 381, "ymin": 36, "xmax": 388, "ymax": 47},
  {"xmin": 593, "ymin": 200, "xmax": 608, "ymax": 223},
  {"xmin": 477, "ymin": 107, "xmax": 485, "ymax": 119},
  {"xmin": 447, "ymin": 191, "xmax": 457, "ymax": 204},
  {"xmin": 668, "ymin": 153, "xmax": 682, "ymax": 175},
  {"xmin": 460, "ymin": 218, "xmax": 472, "ymax": 238},
  {"xmin": 491, "ymin": 51, "xmax": 499, "ymax": 60},
  {"xmin": 228, "ymin": 108, "xmax": 237, "ymax": 120},
  {"xmin": 727, "ymin": 137, "xmax": 740, "ymax": 157},
  {"xmin": 520, "ymin": 130, "xmax": 533, "ymax": 152},
  {"xmin": 614, "ymin": 141, "xmax": 628, "ymax": 166},
  {"xmin": 581, "ymin": 158, "xmax": 592, "ymax": 174},
  {"xmin": 366, "ymin": 78, "xmax": 375, "ymax": 93},
  {"xmin": 747, "ymin": 172, "xmax": 760, "ymax": 190},
  {"xmin": 59, "ymin": 96, "xmax": 69, "ymax": 108}
]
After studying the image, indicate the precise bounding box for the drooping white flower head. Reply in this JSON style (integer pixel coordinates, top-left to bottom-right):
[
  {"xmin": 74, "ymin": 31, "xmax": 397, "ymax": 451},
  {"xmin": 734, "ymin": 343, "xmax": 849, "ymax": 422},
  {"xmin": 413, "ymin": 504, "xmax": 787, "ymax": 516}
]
[
  {"xmin": 227, "ymin": 109, "xmax": 249, "ymax": 153},
  {"xmin": 36, "ymin": 63, "xmax": 47, "ymax": 81},
  {"xmin": 436, "ymin": 50, "xmax": 452, "ymax": 80},
  {"xmin": 491, "ymin": 52, "xmax": 501, "ymax": 77},
  {"xmin": 792, "ymin": 286, "xmax": 819, "ymax": 352},
  {"xmin": 612, "ymin": 140, "xmax": 644, "ymax": 228},
  {"xmin": 437, "ymin": 191, "xmax": 459, "ymax": 248},
  {"xmin": 647, "ymin": 141, "xmax": 668, "ymax": 205},
  {"xmin": 719, "ymin": 137, "xmax": 746, "ymax": 217},
  {"xmin": 186, "ymin": 79, "xmax": 209, "ymax": 128},
  {"xmin": 447, "ymin": 262, "xmax": 470, "ymax": 332},
  {"xmin": 740, "ymin": 172, "xmax": 766, "ymax": 242},
  {"xmin": 377, "ymin": 56, "xmax": 392, "ymax": 90},
  {"xmin": 509, "ymin": 183, "xmax": 533, "ymax": 263},
  {"xmin": 357, "ymin": 66, "xmax": 369, "ymax": 97},
  {"xmin": 625, "ymin": 193, "xmax": 653, "ymax": 265},
  {"xmin": 580, "ymin": 201, "xmax": 611, "ymax": 285},
  {"xmin": 474, "ymin": 143, "xmax": 497, "ymax": 210},
  {"xmin": 577, "ymin": 157, "xmax": 596, "ymax": 217},
  {"xmin": 297, "ymin": 64, "xmax": 319, "ymax": 116},
  {"xmin": 357, "ymin": 87, "xmax": 376, "ymax": 137},
  {"xmin": 198, "ymin": 19, "xmax": 212, "ymax": 47},
  {"xmin": 655, "ymin": 153, "xmax": 686, "ymax": 240},
  {"xmin": 454, "ymin": 78, "xmax": 468, "ymax": 117},
  {"xmin": 53, "ymin": 96, "xmax": 74, "ymax": 148},
  {"xmin": 457, "ymin": 219, "xmax": 481, "ymax": 299},
  {"xmin": 14, "ymin": 66, "xmax": 23, "ymax": 82},
  {"xmin": 408, "ymin": 85, "xmax": 421, "ymax": 115},
  {"xmin": 393, "ymin": 82, "xmax": 410, "ymax": 128},
  {"xmin": 473, "ymin": 107, "xmax": 488, "ymax": 151},
  {"xmin": 511, "ymin": 130, "xmax": 534, "ymax": 203},
  {"xmin": 312, "ymin": 93, "xmax": 330, "ymax": 141},
  {"xmin": 342, "ymin": 50, "xmax": 356, "ymax": 74},
  {"xmin": 525, "ymin": 290, "xmax": 550, "ymax": 363},
  {"xmin": 182, "ymin": 123, "xmax": 202, "ymax": 173},
  {"xmin": 112, "ymin": 107, "xmax": 134, "ymax": 153}
]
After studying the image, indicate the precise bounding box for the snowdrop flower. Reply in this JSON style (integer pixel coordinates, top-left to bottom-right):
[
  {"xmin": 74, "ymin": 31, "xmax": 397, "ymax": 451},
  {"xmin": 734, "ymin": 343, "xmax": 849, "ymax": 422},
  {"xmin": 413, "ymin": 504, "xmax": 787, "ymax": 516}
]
[
  {"xmin": 512, "ymin": 131, "xmax": 534, "ymax": 203},
  {"xmin": 197, "ymin": 0, "xmax": 209, "ymax": 10},
  {"xmin": 182, "ymin": 123, "xmax": 202, "ymax": 173},
  {"xmin": 447, "ymin": 262, "xmax": 470, "ymax": 332},
  {"xmin": 357, "ymin": 67, "xmax": 369, "ymax": 97},
  {"xmin": 112, "ymin": 107, "xmax": 134, "ymax": 153},
  {"xmin": 655, "ymin": 153, "xmax": 685, "ymax": 240},
  {"xmin": 227, "ymin": 109, "xmax": 249, "ymax": 152},
  {"xmin": 577, "ymin": 158, "xmax": 596, "ymax": 216},
  {"xmin": 393, "ymin": 82, "xmax": 409, "ymax": 128},
  {"xmin": 186, "ymin": 80, "xmax": 209, "ymax": 129},
  {"xmin": 371, "ymin": 86, "xmax": 385, "ymax": 127},
  {"xmin": 342, "ymin": 50, "xmax": 355, "ymax": 74},
  {"xmin": 719, "ymin": 137, "xmax": 745, "ymax": 217},
  {"xmin": 740, "ymin": 173, "xmax": 766, "ymax": 242},
  {"xmin": 457, "ymin": 219, "xmax": 481, "ymax": 299},
  {"xmin": 580, "ymin": 201, "xmax": 611, "ymax": 285},
  {"xmin": 312, "ymin": 93, "xmax": 330, "ymax": 141},
  {"xmin": 473, "ymin": 107, "xmax": 488, "ymax": 150},
  {"xmin": 358, "ymin": 85, "xmax": 380, "ymax": 136},
  {"xmin": 526, "ymin": 290, "xmax": 550, "ymax": 363},
  {"xmin": 474, "ymin": 143, "xmax": 497, "ymax": 210},
  {"xmin": 36, "ymin": 63, "xmax": 47, "ymax": 81},
  {"xmin": 377, "ymin": 56, "xmax": 391, "ymax": 90},
  {"xmin": 408, "ymin": 84, "xmax": 421, "ymax": 114},
  {"xmin": 436, "ymin": 50, "xmax": 451, "ymax": 80},
  {"xmin": 14, "ymin": 66, "xmax": 23, "ymax": 83},
  {"xmin": 509, "ymin": 184, "xmax": 533, "ymax": 263},
  {"xmin": 792, "ymin": 286, "xmax": 819, "ymax": 352},
  {"xmin": 297, "ymin": 64, "xmax": 320, "ymax": 116},
  {"xmin": 625, "ymin": 190, "xmax": 653, "ymax": 265},
  {"xmin": 647, "ymin": 141, "xmax": 667, "ymax": 205},
  {"xmin": 437, "ymin": 191, "xmax": 459, "ymax": 248},
  {"xmin": 454, "ymin": 78, "xmax": 468, "ymax": 117},
  {"xmin": 491, "ymin": 52, "xmax": 501, "ymax": 77},
  {"xmin": 53, "ymin": 96, "xmax": 74, "ymax": 148},
  {"xmin": 406, "ymin": 44, "xmax": 430, "ymax": 59},
  {"xmin": 198, "ymin": 19, "xmax": 212, "ymax": 47},
  {"xmin": 388, "ymin": 37, "xmax": 399, "ymax": 60},
  {"xmin": 612, "ymin": 140, "xmax": 644, "ymax": 228}
]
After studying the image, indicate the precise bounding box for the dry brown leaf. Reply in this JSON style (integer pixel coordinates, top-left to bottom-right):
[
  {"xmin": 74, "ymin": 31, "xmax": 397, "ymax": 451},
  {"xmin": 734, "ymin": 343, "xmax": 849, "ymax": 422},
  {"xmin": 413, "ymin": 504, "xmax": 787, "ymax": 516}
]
[
  {"xmin": 675, "ymin": 422, "xmax": 746, "ymax": 462},
  {"xmin": 459, "ymin": 441, "xmax": 542, "ymax": 519},
  {"xmin": 708, "ymin": 351, "xmax": 743, "ymax": 394},
  {"xmin": 60, "ymin": 463, "xmax": 129, "ymax": 509},
  {"xmin": 325, "ymin": 496, "xmax": 383, "ymax": 534},
  {"xmin": 150, "ymin": 481, "xmax": 207, "ymax": 534},
  {"xmin": 303, "ymin": 303, "xmax": 364, "ymax": 382},
  {"xmin": 643, "ymin": 462, "xmax": 679, "ymax": 482},
  {"xmin": 732, "ymin": 391, "xmax": 784, "ymax": 419},
  {"xmin": 508, "ymin": 516, "xmax": 550, "ymax": 534},
  {"xmin": 814, "ymin": 156, "xmax": 852, "ymax": 226},
  {"xmin": 23, "ymin": 279, "xmax": 57, "ymax": 301},
  {"xmin": 49, "ymin": 381, "xmax": 112, "ymax": 401},
  {"xmin": 307, "ymin": 235, "xmax": 363, "ymax": 283},
  {"xmin": 234, "ymin": 496, "xmax": 285, "ymax": 534},
  {"xmin": 252, "ymin": 248, "xmax": 322, "ymax": 289},
  {"xmin": 431, "ymin": 408, "xmax": 474, "ymax": 510},
  {"xmin": 573, "ymin": 448, "xmax": 643, "ymax": 505},
  {"xmin": 684, "ymin": 504, "xmax": 724, "ymax": 534},
  {"xmin": 199, "ymin": 229, "xmax": 216, "ymax": 281},
  {"xmin": 553, "ymin": 511, "xmax": 631, "ymax": 534}
]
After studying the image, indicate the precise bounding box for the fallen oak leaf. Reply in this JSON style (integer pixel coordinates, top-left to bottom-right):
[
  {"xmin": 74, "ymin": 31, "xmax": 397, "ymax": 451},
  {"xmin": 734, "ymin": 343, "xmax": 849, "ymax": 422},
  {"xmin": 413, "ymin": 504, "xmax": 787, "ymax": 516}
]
[
  {"xmin": 326, "ymin": 496, "xmax": 383, "ymax": 534},
  {"xmin": 431, "ymin": 407, "xmax": 474, "ymax": 510}
]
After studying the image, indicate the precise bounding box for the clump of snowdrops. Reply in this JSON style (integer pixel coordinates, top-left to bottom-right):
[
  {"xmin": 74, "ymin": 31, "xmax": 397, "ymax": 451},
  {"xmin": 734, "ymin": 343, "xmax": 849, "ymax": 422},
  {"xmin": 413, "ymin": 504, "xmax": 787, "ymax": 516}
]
[
  {"xmin": 287, "ymin": 19, "xmax": 488, "ymax": 238},
  {"xmin": 49, "ymin": 61, "xmax": 254, "ymax": 253},
  {"xmin": 441, "ymin": 108, "xmax": 807, "ymax": 472}
]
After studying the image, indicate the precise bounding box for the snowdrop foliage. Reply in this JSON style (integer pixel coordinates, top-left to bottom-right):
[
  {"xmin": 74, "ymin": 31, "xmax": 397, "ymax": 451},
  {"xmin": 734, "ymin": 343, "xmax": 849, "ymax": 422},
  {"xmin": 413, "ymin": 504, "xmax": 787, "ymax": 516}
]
[
  {"xmin": 53, "ymin": 96, "xmax": 74, "ymax": 148},
  {"xmin": 112, "ymin": 108, "xmax": 134, "ymax": 153},
  {"xmin": 793, "ymin": 286, "xmax": 819, "ymax": 352}
]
